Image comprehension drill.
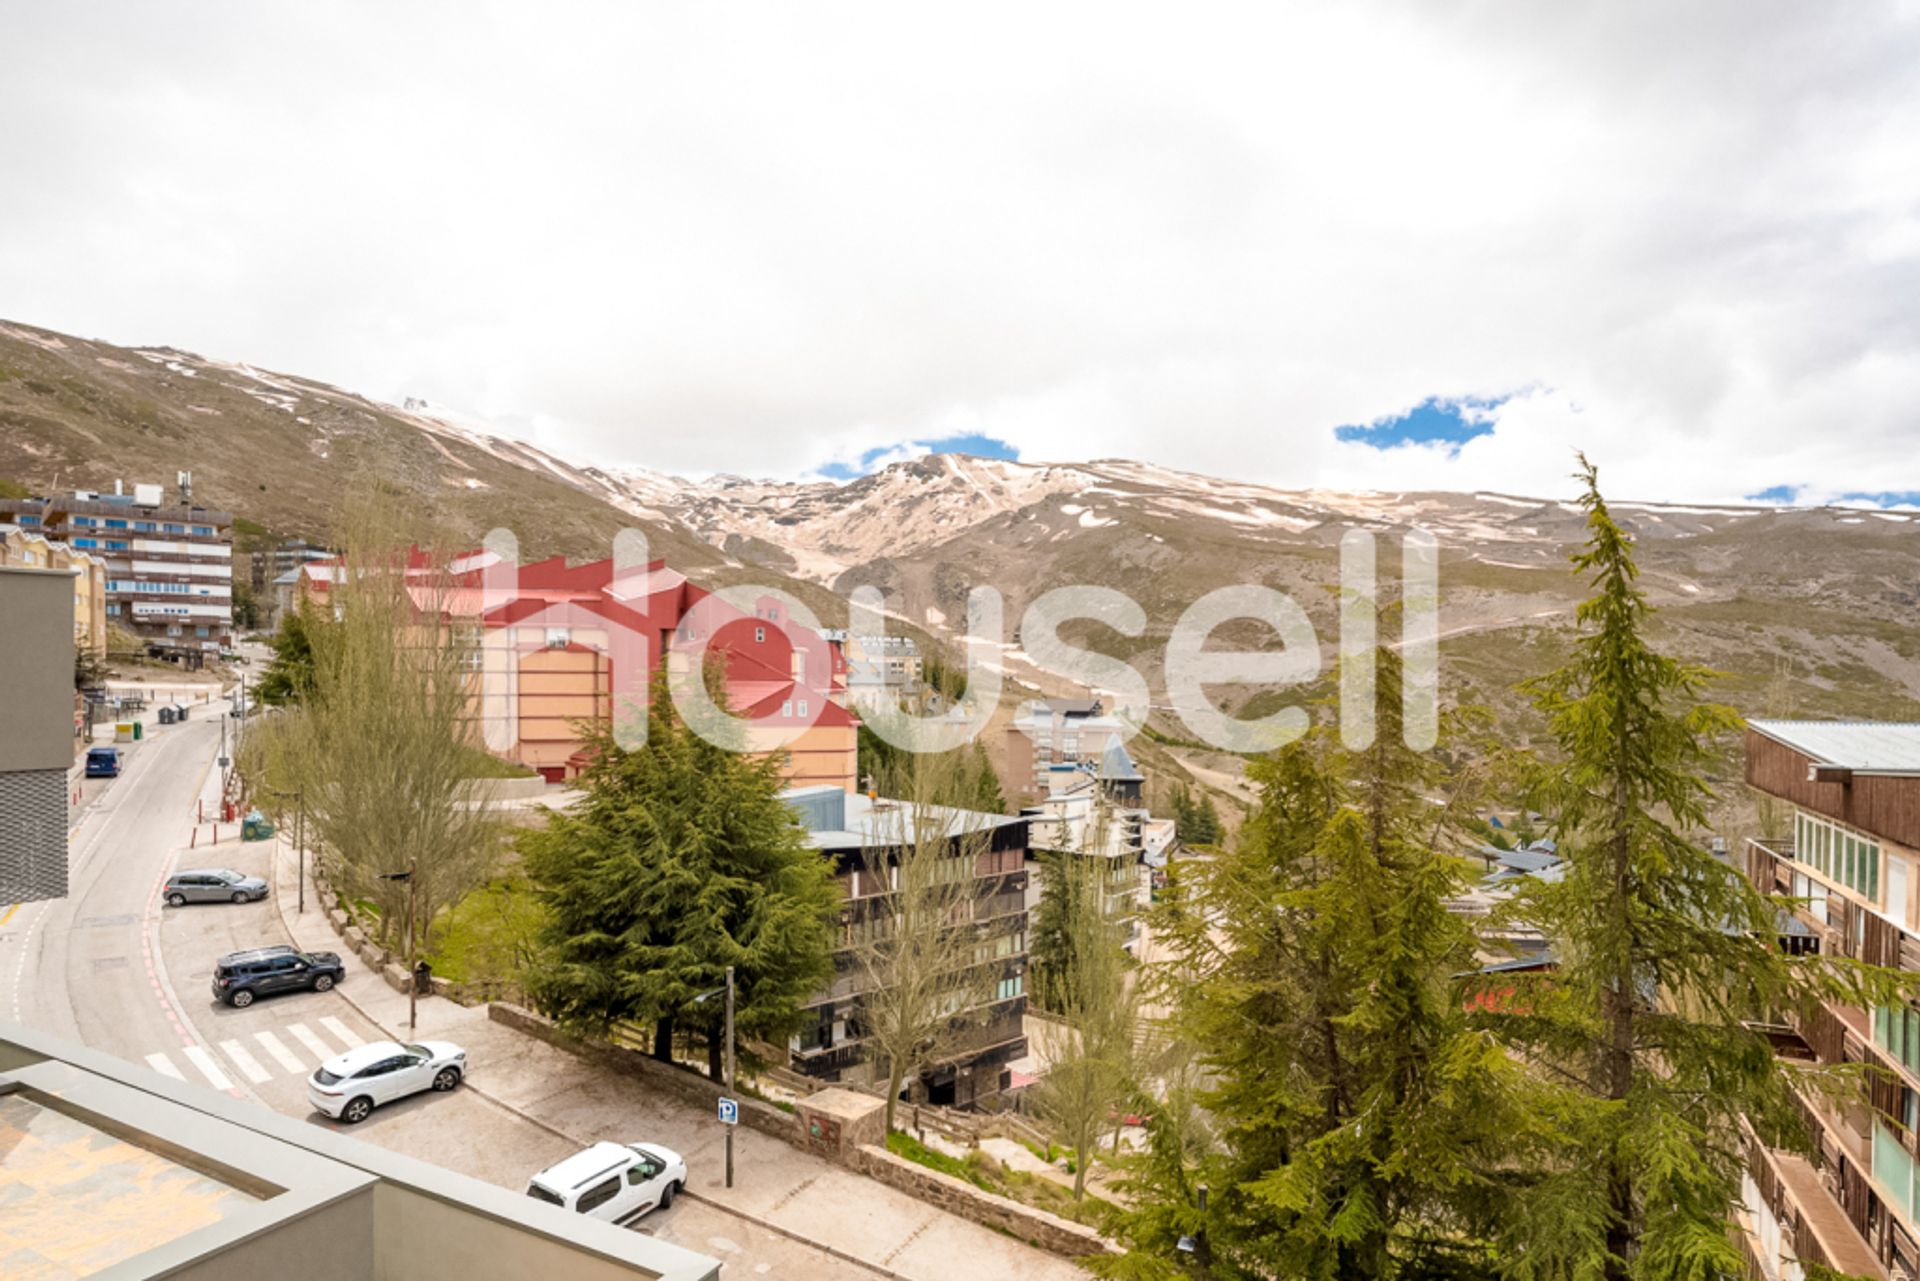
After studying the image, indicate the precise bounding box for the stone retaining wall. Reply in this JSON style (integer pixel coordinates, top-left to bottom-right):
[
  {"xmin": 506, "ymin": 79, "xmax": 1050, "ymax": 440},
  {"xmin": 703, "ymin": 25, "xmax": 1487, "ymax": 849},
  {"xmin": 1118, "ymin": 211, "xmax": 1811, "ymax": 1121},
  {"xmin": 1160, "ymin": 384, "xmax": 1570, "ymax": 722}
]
[
  {"xmin": 845, "ymin": 1144, "xmax": 1117, "ymax": 1260},
  {"xmin": 488, "ymin": 1003, "xmax": 796, "ymax": 1144}
]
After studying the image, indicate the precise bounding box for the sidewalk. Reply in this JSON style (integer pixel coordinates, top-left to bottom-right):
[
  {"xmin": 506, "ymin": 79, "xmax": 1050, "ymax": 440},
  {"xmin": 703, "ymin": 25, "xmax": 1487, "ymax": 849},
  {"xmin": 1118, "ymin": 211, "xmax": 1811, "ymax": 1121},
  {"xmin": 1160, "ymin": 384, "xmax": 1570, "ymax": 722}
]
[{"xmin": 264, "ymin": 835, "xmax": 1092, "ymax": 1281}]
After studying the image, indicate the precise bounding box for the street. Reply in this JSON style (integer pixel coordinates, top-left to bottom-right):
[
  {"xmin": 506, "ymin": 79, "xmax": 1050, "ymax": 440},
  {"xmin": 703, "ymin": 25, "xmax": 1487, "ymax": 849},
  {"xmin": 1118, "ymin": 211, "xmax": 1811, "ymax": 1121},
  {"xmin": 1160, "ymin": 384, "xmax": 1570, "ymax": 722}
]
[{"xmin": 1, "ymin": 709, "xmax": 1091, "ymax": 1280}]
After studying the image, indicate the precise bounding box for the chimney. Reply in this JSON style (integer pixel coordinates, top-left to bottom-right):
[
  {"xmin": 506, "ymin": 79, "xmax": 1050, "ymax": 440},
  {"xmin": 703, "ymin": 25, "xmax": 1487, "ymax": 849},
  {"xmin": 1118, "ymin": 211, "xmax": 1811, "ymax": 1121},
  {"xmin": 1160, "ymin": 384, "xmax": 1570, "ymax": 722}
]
[{"xmin": 114, "ymin": 479, "xmax": 123, "ymax": 496}]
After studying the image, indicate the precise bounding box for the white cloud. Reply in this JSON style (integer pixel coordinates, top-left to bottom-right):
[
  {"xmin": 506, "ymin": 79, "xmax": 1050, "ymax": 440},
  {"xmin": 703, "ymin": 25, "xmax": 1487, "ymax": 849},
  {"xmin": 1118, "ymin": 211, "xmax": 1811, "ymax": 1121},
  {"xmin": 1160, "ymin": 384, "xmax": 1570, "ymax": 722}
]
[{"xmin": 1, "ymin": 2, "xmax": 1916, "ymax": 501}]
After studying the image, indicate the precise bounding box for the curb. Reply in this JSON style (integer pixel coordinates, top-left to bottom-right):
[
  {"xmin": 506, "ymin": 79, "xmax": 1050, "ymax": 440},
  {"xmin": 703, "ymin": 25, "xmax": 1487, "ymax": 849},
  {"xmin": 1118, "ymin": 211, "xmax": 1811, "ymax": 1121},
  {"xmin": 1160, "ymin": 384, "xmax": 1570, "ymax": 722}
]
[{"xmin": 263, "ymin": 836, "xmax": 906, "ymax": 1280}]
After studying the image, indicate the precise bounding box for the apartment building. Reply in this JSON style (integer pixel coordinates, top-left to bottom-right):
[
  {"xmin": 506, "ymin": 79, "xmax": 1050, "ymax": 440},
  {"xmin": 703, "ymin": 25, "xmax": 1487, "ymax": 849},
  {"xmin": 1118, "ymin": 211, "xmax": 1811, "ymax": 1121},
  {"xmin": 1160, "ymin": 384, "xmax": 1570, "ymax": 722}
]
[
  {"xmin": 1005, "ymin": 697, "xmax": 1130, "ymax": 802},
  {"xmin": 783, "ymin": 786, "xmax": 1030, "ymax": 1110},
  {"xmin": 0, "ymin": 566, "xmax": 73, "ymax": 906},
  {"xmin": 0, "ymin": 478, "xmax": 234, "ymax": 657},
  {"xmin": 1738, "ymin": 720, "xmax": 1920, "ymax": 1281},
  {"xmin": 0, "ymin": 1020, "xmax": 720, "ymax": 1281},
  {"xmin": 1021, "ymin": 744, "xmax": 1151, "ymax": 949},
  {"xmin": 299, "ymin": 549, "xmax": 859, "ymax": 791},
  {"xmin": 0, "ymin": 522, "xmax": 107, "ymax": 657}
]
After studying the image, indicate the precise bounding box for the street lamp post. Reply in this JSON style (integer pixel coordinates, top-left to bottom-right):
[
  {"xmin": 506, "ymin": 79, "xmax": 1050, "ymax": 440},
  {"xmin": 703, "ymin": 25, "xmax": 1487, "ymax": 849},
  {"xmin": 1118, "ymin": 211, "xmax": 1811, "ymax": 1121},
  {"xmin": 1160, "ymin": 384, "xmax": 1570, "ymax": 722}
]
[
  {"xmin": 381, "ymin": 863, "xmax": 420, "ymax": 1031},
  {"xmin": 267, "ymin": 785, "xmax": 308, "ymax": 914},
  {"xmin": 695, "ymin": 966, "xmax": 737, "ymax": 1189}
]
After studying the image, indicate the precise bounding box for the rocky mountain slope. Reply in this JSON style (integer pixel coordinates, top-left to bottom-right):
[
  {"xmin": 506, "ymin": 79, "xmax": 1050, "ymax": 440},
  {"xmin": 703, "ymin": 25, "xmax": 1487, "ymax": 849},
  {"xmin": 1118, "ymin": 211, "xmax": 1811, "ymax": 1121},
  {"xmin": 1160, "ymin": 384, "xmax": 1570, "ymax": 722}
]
[{"xmin": 6, "ymin": 316, "xmax": 1917, "ymax": 813}]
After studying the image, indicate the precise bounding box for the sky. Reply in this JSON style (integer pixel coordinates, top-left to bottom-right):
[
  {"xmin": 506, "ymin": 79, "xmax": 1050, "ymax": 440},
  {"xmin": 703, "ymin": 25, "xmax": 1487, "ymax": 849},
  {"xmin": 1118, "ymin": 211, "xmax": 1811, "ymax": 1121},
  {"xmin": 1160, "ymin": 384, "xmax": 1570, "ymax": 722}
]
[{"xmin": 3, "ymin": 3, "xmax": 1918, "ymax": 504}]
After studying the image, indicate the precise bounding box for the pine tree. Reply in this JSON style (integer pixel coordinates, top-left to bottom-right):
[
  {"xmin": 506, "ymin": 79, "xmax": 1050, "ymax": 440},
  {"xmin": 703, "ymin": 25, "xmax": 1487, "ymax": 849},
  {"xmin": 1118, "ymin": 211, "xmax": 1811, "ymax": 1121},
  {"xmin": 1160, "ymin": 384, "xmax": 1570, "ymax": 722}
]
[
  {"xmin": 1491, "ymin": 457, "xmax": 1910, "ymax": 1280},
  {"xmin": 1103, "ymin": 651, "xmax": 1522, "ymax": 1279},
  {"xmin": 523, "ymin": 667, "xmax": 839, "ymax": 1077},
  {"xmin": 256, "ymin": 606, "xmax": 316, "ymax": 706}
]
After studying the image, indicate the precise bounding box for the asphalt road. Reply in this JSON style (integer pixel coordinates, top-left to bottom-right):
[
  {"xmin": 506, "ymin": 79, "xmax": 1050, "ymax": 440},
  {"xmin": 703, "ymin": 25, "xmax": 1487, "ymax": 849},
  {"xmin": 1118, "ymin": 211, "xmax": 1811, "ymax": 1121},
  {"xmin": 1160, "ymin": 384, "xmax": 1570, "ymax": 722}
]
[{"xmin": 0, "ymin": 712, "xmax": 918, "ymax": 1278}]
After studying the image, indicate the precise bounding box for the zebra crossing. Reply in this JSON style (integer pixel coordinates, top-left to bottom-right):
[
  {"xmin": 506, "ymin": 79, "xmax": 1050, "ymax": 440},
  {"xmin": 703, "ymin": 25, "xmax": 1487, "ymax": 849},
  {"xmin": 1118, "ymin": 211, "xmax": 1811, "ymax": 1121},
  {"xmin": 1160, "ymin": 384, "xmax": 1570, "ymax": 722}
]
[{"xmin": 145, "ymin": 1016, "xmax": 370, "ymax": 1091}]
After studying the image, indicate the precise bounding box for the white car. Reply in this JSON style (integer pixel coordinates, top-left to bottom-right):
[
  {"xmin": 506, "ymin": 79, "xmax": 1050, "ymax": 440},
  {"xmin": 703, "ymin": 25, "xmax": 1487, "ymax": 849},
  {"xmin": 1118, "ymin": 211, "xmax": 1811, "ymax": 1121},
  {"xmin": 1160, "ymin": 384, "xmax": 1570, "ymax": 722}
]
[
  {"xmin": 525, "ymin": 1142, "xmax": 688, "ymax": 1222},
  {"xmin": 307, "ymin": 1039, "xmax": 466, "ymax": 1124}
]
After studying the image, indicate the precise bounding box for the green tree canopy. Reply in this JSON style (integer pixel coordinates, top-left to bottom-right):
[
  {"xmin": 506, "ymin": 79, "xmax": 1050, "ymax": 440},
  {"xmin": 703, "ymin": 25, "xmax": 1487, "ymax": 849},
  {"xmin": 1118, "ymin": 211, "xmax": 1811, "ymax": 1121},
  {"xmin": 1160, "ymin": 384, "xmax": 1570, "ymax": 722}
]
[
  {"xmin": 523, "ymin": 667, "xmax": 839, "ymax": 1079},
  {"xmin": 1104, "ymin": 653, "xmax": 1525, "ymax": 1280}
]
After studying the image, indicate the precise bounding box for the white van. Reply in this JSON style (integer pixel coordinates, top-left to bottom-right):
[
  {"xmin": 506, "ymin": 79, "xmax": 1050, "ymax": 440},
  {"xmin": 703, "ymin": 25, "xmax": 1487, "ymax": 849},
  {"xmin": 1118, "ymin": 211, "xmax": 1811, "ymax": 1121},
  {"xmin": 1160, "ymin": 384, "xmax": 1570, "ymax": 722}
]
[{"xmin": 525, "ymin": 1142, "xmax": 687, "ymax": 1223}]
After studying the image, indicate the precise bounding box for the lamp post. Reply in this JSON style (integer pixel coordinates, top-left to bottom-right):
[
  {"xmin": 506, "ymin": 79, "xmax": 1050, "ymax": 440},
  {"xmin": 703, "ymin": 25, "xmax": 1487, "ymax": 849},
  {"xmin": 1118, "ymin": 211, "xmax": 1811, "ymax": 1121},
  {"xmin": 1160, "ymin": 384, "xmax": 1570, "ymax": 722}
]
[
  {"xmin": 267, "ymin": 785, "xmax": 308, "ymax": 914},
  {"xmin": 695, "ymin": 966, "xmax": 737, "ymax": 1189},
  {"xmin": 381, "ymin": 864, "xmax": 419, "ymax": 1031}
]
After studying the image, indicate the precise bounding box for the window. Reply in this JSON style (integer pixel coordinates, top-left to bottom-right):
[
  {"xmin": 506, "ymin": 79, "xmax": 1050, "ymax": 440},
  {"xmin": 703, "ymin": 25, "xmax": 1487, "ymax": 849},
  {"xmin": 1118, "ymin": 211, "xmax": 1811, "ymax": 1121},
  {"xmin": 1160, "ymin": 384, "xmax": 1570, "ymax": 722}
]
[
  {"xmin": 193, "ymin": 525, "xmax": 213, "ymax": 536},
  {"xmin": 105, "ymin": 519, "xmax": 127, "ymax": 529},
  {"xmin": 1795, "ymin": 810, "xmax": 1881, "ymax": 903},
  {"xmin": 17, "ymin": 514, "xmax": 36, "ymax": 525},
  {"xmin": 1876, "ymin": 1118, "xmax": 1920, "ymax": 1224},
  {"xmin": 106, "ymin": 540, "xmax": 127, "ymax": 550},
  {"xmin": 527, "ymin": 1184, "xmax": 564, "ymax": 1207},
  {"xmin": 134, "ymin": 520, "xmax": 156, "ymax": 532},
  {"xmin": 1878, "ymin": 1004, "xmax": 1920, "ymax": 1076},
  {"xmin": 544, "ymin": 627, "xmax": 570, "ymax": 648},
  {"xmin": 996, "ymin": 975, "xmax": 1024, "ymax": 1001},
  {"xmin": 163, "ymin": 523, "xmax": 186, "ymax": 534},
  {"xmin": 797, "ymin": 700, "xmax": 808, "ymax": 718},
  {"xmin": 754, "ymin": 626, "xmax": 766, "ymax": 643},
  {"xmin": 72, "ymin": 516, "xmax": 96, "ymax": 527},
  {"xmin": 73, "ymin": 538, "xmax": 98, "ymax": 548},
  {"xmin": 575, "ymin": 1177, "xmax": 620, "ymax": 1214},
  {"xmin": 781, "ymin": 700, "xmax": 792, "ymax": 717}
]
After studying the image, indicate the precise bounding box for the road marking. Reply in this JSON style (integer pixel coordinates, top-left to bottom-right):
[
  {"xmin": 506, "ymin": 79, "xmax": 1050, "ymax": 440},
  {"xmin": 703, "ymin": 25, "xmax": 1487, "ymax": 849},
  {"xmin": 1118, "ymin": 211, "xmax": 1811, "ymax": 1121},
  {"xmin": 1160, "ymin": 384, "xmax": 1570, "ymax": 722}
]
[
  {"xmin": 253, "ymin": 1030, "xmax": 306, "ymax": 1074},
  {"xmin": 219, "ymin": 1038, "xmax": 272, "ymax": 1084},
  {"xmin": 146, "ymin": 1052, "xmax": 186, "ymax": 1081},
  {"xmin": 321, "ymin": 1016, "xmax": 364, "ymax": 1049},
  {"xmin": 0, "ymin": 903, "xmax": 17, "ymax": 928},
  {"xmin": 181, "ymin": 1044, "xmax": 233, "ymax": 1091},
  {"xmin": 287, "ymin": 1022, "xmax": 334, "ymax": 1062}
]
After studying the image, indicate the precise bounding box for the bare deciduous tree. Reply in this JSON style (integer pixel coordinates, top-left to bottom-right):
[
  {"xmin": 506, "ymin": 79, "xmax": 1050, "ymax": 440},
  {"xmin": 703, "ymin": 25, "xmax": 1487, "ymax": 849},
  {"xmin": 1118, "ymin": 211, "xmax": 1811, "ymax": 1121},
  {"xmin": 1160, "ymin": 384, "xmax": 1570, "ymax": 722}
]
[
  {"xmin": 1036, "ymin": 813, "xmax": 1141, "ymax": 1200},
  {"xmin": 278, "ymin": 494, "xmax": 502, "ymax": 964},
  {"xmin": 852, "ymin": 753, "xmax": 1002, "ymax": 1133}
]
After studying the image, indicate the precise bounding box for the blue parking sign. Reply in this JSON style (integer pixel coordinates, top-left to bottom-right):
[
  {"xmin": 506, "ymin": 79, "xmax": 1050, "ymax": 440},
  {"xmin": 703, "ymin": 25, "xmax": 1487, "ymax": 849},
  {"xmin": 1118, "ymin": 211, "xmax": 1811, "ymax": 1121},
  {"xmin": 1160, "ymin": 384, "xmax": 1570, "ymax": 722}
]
[{"xmin": 718, "ymin": 1097, "xmax": 739, "ymax": 1126}]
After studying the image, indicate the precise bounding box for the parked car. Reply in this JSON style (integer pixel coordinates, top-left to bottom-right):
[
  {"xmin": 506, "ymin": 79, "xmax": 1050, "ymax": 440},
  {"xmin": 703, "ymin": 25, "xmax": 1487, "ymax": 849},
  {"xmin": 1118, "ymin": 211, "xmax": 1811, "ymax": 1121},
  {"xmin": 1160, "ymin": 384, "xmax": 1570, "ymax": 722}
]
[
  {"xmin": 308, "ymin": 1040, "xmax": 466, "ymax": 1124},
  {"xmin": 212, "ymin": 945, "xmax": 344, "ymax": 1007},
  {"xmin": 166, "ymin": 869, "xmax": 268, "ymax": 906},
  {"xmin": 85, "ymin": 746, "xmax": 121, "ymax": 778},
  {"xmin": 525, "ymin": 1142, "xmax": 687, "ymax": 1222}
]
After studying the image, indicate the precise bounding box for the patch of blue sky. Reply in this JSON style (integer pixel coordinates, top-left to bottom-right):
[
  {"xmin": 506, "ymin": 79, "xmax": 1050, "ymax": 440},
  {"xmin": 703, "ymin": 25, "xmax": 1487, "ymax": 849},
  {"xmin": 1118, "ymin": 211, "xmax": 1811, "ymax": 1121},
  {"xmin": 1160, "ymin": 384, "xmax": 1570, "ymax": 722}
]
[
  {"xmin": 818, "ymin": 433, "xmax": 1019, "ymax": 480},
  {"xmin": 1334, "ymin": 395, "xmax": 1509, "ymax": 453}
]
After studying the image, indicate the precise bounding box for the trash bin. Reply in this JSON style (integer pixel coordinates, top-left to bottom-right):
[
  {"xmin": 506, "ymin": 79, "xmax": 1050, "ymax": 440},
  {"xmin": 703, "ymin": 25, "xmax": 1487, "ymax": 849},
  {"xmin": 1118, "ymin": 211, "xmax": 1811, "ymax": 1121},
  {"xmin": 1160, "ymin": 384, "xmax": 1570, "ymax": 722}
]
[
  {"xmin": 158, "ymin": 706, "xmax": 176, "ymax": 726},
  {"xmin": 131, "ymin": 721, "xmax": 144, "ymax": 741},
  {"xmin": 174, "ymin": 703, "xmax": 190, "ymax": 721},
  {"xmin": 241, "ymin": 810, "xmax": 276, "ymax": 842},
  {"xmin": 413, "ymin": 960, "xmax": 433, "ymax": 995}
]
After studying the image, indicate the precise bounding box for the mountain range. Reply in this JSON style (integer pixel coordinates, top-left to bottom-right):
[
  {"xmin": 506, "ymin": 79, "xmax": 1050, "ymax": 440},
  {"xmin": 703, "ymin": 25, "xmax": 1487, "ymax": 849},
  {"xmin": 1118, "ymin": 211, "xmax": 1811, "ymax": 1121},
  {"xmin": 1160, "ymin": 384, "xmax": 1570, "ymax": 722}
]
[{"xmin": 6, "ymin": 316, "xmax": 1918, "ymax": 817}]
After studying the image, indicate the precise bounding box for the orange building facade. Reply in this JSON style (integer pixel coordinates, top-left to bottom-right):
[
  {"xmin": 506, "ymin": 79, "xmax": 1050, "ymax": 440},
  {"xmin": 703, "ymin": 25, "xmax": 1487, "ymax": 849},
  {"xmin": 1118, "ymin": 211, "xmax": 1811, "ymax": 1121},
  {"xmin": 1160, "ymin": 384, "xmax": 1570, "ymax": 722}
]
[{"xmin": 300, "ymin": 550, "xmax": 858, "ymax": 791}]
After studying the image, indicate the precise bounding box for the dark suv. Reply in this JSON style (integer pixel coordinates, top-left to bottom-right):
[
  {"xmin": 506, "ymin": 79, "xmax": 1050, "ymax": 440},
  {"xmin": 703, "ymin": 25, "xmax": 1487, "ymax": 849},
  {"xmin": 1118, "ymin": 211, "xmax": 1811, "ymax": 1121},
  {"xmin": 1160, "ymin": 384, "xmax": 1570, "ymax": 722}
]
[{"xmin": 213, "ymin": 946, "xmax": 345, "ymax": 1008}]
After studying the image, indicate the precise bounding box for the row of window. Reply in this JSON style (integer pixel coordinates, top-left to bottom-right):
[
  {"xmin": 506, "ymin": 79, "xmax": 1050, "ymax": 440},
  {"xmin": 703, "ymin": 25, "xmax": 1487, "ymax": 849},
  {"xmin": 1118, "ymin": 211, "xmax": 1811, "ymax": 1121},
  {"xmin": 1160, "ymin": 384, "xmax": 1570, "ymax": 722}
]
[
  {"xmin": 71, "ymin": 538, "xmax": 128, "ymax": 551},
  {"xmin": 1795, "ymin": 809, "xmax": 1881, "ymax": 903},
  {"xmin": 105, "ymin": 579, "xmax": 222, "ymax": 596},
  {"xmin": 70, "ymin": 517, "xmax": 214, "ymax": 536}
]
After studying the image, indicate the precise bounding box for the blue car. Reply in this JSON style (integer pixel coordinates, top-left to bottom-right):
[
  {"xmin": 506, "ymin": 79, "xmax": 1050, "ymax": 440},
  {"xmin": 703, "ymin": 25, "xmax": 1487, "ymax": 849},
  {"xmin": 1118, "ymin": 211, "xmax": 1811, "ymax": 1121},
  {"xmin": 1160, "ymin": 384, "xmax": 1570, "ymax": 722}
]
[{"xmin": 85, "ymin": 746, "xmax": 121, "ymax": 778}]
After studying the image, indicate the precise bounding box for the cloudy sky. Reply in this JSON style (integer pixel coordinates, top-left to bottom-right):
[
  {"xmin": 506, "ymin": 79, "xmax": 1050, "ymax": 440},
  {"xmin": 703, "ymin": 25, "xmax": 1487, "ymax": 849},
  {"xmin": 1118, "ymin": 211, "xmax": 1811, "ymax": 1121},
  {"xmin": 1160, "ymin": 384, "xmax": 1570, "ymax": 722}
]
[{"xmin": 4, "ymin": 3, "xmax": 1918, "ymax": 503}]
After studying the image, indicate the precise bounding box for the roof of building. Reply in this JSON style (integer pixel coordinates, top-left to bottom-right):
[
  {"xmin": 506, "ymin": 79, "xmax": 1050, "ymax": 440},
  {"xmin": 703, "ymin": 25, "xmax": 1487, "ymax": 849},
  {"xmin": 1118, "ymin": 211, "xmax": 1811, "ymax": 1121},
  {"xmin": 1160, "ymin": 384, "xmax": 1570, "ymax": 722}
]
[
  {"xmin": 1096, "ymin": 739, "xmax": 1144, "ymax": 783},
  {"xmin": 783, "ymin": 785, "xmax": 1021, "ymax": 850},
  {"xmin": 1748, "ymin": 720, "xmax": 1920, "ymax": 774}
]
